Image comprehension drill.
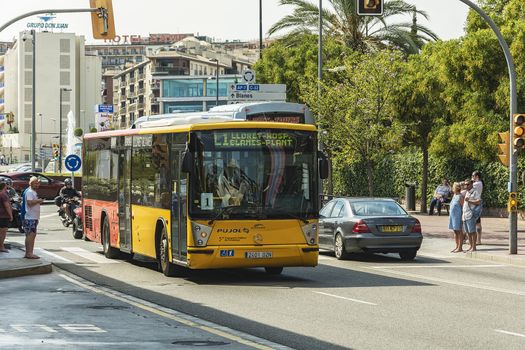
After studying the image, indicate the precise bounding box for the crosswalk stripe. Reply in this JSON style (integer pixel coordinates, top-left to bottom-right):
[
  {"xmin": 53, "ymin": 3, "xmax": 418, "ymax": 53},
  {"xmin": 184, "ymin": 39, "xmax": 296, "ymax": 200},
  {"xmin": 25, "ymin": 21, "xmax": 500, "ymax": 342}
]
[{"xmin": 61, "ymin": 247, "xmax": 120, "ymax": 264}]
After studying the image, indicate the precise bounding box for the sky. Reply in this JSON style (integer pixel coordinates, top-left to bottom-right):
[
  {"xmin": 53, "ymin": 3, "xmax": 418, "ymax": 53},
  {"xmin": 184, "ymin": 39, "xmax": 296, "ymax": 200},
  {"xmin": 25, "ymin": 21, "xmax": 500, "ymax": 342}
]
[{"xmin": 0, "ymin": 0, "xmax": 471, "ymax": 44}]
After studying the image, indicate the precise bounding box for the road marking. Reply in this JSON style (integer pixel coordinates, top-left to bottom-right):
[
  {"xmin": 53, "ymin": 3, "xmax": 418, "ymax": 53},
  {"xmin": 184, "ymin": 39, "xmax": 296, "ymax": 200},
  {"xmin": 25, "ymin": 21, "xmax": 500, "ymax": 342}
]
[
  {"xmin": 495, "ymin": 329, "xmax": 525, "ymax": 338},
  {"xmin": 61, "ymin": 247, "xmax": 120, "ymax": 264},
  {"xmin": 318, "ymin": 255, "xmax": 333, "ymax": 261},
  {"xmin": 313, "ymin": 291, "xmax": 378, "ymax": 306},
  {"xmin": 34, "ymin": 248, "xmax": 74, "ymax": 264},
  {"xmin": 370, "ymin": 264, "xmax": 506, "ymax": 269},
  {"xmin": 371, "ymin": 268, "xmax": 525, "ymax": 296},
  {"xmin": 57, "ymin": 270, "xmax": 289, "ymax": 350},
  {"xmin": 41, "ymin": 213, "xmax": 59, "ymax": 219}
]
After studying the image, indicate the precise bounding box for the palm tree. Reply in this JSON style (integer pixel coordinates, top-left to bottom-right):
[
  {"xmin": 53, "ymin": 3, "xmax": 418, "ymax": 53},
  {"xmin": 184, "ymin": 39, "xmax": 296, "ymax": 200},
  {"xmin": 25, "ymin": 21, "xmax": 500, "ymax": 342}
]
[{"xmin": 269, "ymin": 0, "xmax": 439, "ymax": 54}]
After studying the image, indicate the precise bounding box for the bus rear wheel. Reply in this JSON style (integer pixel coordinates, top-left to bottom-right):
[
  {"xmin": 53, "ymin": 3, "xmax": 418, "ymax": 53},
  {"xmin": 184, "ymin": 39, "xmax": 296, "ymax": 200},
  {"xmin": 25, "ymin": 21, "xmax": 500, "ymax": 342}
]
[
  {"xmin": 264, "ymin": 267, "xmax": 283, "ymax": 275},
  {"xmin": 158, "ymin": 227, "xmax": 177, "ymax": 277},
  {"xmin": 102, "ymin": 217, "xmax": 120, "ymax": 259}
]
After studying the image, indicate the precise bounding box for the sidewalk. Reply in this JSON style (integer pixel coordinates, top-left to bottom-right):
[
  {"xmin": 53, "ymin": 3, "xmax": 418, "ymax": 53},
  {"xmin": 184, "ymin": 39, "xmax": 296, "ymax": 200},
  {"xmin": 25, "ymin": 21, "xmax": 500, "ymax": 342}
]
[
  {"xmin": 414, "ymin": 213, "xmax": 525, "ymax": 266},
  {"xmin": 0, "ymin": 241, "xmax": 52, "ymax": 279}
]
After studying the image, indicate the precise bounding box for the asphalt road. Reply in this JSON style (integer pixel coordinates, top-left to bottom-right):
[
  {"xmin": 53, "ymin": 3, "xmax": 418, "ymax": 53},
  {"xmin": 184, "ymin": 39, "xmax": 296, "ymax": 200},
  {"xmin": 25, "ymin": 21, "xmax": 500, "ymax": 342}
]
[{"xmin": 4, "ymin": 203, "xmax": 525, "ymax": 349}]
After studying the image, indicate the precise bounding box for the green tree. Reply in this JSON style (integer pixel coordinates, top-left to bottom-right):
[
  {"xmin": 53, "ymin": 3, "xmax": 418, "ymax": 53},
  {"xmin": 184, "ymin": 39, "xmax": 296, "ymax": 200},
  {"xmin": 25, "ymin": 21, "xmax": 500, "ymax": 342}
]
[
  {"xmin": 254, "ymin": 34, "xmax": 351, "ymax": 102},
  {"xmin": 394, "ymin": 51, "xmax": 446, "ymax": 213},
  {"xmin": 302, "ymin": 50, "xmax": 404, "ymax": 195},
  {"xmin": 269, "ymin": 0, "xmax": 438, "ymax": 54}
]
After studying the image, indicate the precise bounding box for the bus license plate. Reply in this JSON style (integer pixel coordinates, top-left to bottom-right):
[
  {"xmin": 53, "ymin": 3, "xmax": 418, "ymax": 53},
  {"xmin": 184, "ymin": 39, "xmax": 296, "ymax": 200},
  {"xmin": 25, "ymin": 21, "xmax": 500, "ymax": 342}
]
[{"xmin": 245, "ymin": 252, "xmax": 272, "ymax": 259}]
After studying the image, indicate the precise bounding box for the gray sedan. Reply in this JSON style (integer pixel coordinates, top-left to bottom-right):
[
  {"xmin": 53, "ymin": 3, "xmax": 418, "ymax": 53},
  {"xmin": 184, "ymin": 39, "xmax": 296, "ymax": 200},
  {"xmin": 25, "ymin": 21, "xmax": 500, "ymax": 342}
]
[{"xmin": 319, "ymin": 198, "xmax": 423, "ymax": 260}]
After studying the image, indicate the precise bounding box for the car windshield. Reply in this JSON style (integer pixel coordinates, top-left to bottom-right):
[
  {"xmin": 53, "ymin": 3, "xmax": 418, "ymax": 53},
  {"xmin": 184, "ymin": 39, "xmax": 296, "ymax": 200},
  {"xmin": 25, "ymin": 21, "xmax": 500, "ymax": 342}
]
[
  {"xmin": 189, "ymin": 129, "xmax": 318, "ymax": 220},
  {"xmin": 350, "ymin": 201, "xmax": 407, "ymax": 216}
]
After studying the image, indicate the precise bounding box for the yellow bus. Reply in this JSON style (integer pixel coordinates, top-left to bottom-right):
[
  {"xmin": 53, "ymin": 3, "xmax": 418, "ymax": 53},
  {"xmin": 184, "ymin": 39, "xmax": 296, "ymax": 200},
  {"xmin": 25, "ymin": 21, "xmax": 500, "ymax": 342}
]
[{"xmin": 82, "ymin": 102, "xmax": 328, "ymax": 276}]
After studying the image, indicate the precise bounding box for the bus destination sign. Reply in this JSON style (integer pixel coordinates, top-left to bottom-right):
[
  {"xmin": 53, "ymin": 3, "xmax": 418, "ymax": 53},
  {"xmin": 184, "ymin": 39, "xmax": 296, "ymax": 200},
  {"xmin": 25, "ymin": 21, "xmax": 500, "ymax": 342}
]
[{"xmin": 213, "ymin": 131, "xmax": 295, "ymax": 149}]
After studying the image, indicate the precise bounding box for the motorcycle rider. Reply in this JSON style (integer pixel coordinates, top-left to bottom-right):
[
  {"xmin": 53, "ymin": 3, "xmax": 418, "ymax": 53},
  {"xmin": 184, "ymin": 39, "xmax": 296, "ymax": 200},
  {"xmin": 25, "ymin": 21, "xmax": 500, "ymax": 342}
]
[
  {"xmin": 59, "ymin": 178, "xmax": 81, "ymax": 222},
  {"xmin": 5, "ymin": 178, "xmax": 17, "ymax": 200}
]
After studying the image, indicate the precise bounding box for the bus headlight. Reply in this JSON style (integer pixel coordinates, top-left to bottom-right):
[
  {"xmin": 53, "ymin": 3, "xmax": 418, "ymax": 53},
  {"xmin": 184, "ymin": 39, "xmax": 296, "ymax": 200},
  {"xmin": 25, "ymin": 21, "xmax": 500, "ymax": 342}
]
[
  {"xmin": 191, "ymin": 221, "xmax": 212, "ymax": 247},
  {"xmin": 301, "ymin": 222, "xmax": 318, "ymax": 246}
]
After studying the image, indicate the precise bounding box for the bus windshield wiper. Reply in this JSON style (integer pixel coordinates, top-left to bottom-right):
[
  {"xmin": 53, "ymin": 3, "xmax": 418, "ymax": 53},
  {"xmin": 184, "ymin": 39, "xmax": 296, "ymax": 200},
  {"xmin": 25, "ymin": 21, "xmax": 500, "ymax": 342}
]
[
  {"xmin": 208, "ymin": 205, "xmax": 241, "ymax": 225},
  {"xmin": 269, "ymin": 208, "xmax": 309, "ymax": 224}
]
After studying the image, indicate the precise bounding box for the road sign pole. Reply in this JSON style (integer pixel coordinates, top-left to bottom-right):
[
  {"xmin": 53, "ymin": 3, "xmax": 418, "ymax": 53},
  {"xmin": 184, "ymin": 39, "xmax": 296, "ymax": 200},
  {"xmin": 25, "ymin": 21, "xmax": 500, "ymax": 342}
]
[{"xmin": 459, "ymin": 0, "xmax": 518, "ymax": 254}]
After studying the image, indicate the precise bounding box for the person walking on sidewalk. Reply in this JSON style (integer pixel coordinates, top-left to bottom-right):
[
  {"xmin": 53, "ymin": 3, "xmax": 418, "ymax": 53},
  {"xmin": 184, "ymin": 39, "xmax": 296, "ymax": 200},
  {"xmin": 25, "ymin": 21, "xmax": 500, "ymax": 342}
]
[
  {"xmin": 462, "ymin": 180, "xmax": 481, "ymax": 252},
  {"xmin": 22, "ymin": 176, "xmax": 44, "ymax": 259},
  {"xmin": 0, "ymin": 181, "xmax": 13, "ymax": 253},
  {"xmin": 449, "ymin": 182, "xmax": 464, "ymax": 253},
  {"xmin": 472, "ymin": 170, "xmax": 483, "ymax": 245}
]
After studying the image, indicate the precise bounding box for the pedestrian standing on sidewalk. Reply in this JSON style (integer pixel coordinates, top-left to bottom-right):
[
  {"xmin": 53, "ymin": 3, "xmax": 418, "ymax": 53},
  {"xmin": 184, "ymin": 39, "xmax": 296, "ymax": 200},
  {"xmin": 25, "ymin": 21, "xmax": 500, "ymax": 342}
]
[
  {"xmin": 462, "ymin": 180, "xmax": 481, "ymax": 252},
  {"xmin": 449, "ymin": 182, "xmax": 464, "ymax": 253},
  {"xmin": 0, "ymin": 181, "xmax": 13, "ymax": 253},
  {"xmin": 22, "ymin": 176, "xmax": 44, "ymax": 259},
  {"xmin": 472, "ymin": 170, "xmax": 483, "ymax": 245}
]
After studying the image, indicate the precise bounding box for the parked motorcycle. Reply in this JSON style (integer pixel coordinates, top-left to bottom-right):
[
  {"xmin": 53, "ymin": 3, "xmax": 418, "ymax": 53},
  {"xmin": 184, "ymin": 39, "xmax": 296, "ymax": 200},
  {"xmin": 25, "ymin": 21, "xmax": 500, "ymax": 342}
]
[{"xmin": 10, "ymin": 195, "xmax": 24, "ymax": 233}]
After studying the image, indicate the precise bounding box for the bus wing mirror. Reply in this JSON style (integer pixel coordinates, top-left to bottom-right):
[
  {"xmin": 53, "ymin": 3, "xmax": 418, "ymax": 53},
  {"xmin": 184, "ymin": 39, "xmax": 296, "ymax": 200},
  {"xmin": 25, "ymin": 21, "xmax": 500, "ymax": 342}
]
[
  {"xmin": 181, "ymin": 150, "xmax": 194, "ymax": 173},
  {"xmin": 318, "ymin": 152, "xmax": 329, "ymax": 180}
]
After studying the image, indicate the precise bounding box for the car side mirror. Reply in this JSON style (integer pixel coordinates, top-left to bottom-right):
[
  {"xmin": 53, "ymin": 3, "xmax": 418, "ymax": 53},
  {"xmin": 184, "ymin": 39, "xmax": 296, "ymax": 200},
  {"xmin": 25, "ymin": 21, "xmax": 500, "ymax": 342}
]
[{"xmin": 318, "ymin": 151, "xmax": 329, "ymax": 180}]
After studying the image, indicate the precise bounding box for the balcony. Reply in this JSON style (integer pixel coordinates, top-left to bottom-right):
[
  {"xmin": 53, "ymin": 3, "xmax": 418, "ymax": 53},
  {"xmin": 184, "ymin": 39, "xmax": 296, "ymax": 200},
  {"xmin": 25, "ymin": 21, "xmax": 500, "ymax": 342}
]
[
  {"xmin": 128, "ymin": 90, "xmax": 137, "ymax": 98},
  {"xmin": 137, "ymin": 103, "xmax": 144, "ymax": 110},
  {"xmin": 137, "ymin": 88, "xmax": 145, "ymax": 95},
  {"xmin": 119, "ymin": 107, "xmax": 126, "ymax": 114},
  {"xmin": 119, "ymin": 81, "xmax": 126, "ymax": 88},
  {"xmin": 137, "ymin": 73, "xmax": 145, "ymax": 81},
  {"xmin": 152, "ymin": 66, "xmax": 188, "ymax": 76}
]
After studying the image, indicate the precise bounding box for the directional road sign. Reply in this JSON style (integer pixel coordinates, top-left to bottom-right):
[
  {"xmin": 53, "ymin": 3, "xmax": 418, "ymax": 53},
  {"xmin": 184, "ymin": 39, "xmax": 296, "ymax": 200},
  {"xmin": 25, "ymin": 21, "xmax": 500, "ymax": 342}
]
[
  {"xmin": 64, "ymin": 154, "xmax": 82, "ymax": 172},
  {"xmin": 228, "ymin": 84, "xmax": 286, "ymax": 94}
]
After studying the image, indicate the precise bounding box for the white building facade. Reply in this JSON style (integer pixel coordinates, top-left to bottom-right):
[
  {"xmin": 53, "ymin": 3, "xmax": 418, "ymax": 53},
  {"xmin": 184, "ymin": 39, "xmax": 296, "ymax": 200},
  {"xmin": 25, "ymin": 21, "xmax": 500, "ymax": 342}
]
[{"xmin": 0, "ymin": 31, "xmax": 101, "ymax": 164}]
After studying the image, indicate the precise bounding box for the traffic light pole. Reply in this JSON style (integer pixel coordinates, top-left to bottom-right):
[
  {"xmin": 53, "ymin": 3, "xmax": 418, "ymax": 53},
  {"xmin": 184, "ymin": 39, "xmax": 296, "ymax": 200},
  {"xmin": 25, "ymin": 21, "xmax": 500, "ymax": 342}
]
[
  {"xmin": 0, "ymin": 8, "xmax": 98, "ymax": 33},
  {"xmin": 459, "ymin": 0, "xmax": 518, "ymax": 254}
]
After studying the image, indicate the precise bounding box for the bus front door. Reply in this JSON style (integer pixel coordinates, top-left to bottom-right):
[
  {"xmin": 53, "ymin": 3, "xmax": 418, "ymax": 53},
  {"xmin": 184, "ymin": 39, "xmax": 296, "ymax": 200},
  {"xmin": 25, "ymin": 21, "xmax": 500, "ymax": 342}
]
[
  {"xmin": 170, "ymin": 147, "xmax": 187, "ymax": 262},
  {"xmin": 118, "ymin": 137, "xmax": 132, "ymax": 253}
]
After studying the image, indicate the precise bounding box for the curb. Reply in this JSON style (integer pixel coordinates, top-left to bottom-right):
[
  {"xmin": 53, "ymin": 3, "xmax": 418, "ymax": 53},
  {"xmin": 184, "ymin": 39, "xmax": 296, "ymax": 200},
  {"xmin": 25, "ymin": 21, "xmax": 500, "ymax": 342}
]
[
  {"xmin": 0, "ymin": 241, "xmax": 53, "ymax": 279},
  {"xmin": 463, "ymin": 251, "xmax": 525, "ymax": 267},
  {"xmin": 0, "ymin": 263, "xmax": 53, "ymax": 279}
]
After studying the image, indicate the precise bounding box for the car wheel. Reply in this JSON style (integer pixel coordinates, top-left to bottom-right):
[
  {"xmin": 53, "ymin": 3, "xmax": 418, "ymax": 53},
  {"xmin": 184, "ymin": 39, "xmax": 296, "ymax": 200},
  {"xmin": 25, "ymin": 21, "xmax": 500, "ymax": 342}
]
[
  {"xmin": 334, "ymin": 233, "xmax": 348, "ymax": 260},
  {"xmin": 158, "ymin": 226, "xmax": 178, "ymax": 277},
  {"xmin": 399, "ymin": 249, "xmax": 418, "ymax": 261},
  {"xmin": 264, "ymin": 267, "xmax": 283, "ymax": 275},
  {"xmin": 102, "ymin": 217, "xmax": 120, "ymax": 259}
]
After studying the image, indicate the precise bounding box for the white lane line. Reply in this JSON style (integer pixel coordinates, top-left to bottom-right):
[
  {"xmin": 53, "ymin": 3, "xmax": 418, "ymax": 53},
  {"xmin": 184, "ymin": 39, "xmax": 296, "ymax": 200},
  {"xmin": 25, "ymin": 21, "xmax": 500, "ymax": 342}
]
[
  {"xmin": 34, "ymin": 248, "xmax": 74, "ymax": 264},
  {"xmin": 495, "ymin": 329, "xmax": 525, "ymax": 338},
  {"xmin": 58, "ymin": 270, "xmax": 289, "ymax": 350},
  {"xmin": 371, "ymin": 264, "xmax": 506, "ymax": 269},
  {"xmin": 61, "ymin": 247, "xmax": 120, "ymax": 264},
  {"xmin": 313, "ymin": 291, "xmax": 378, "ymax": 306},
  {"xmin": 370, "ymin": 268, "xmax": 525, "ymax": 297},
  {"xmin": 41, "ymin": 213, "xmax": 59, "ymax": 219}
]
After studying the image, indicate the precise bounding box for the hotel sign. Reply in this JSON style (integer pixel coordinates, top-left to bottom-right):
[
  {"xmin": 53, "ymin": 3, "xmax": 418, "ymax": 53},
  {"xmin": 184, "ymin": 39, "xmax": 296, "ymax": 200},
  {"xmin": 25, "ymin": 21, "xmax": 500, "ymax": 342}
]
[{"xmin": 104, "ymin": 33, "xmax": 193, "ymax": 45}]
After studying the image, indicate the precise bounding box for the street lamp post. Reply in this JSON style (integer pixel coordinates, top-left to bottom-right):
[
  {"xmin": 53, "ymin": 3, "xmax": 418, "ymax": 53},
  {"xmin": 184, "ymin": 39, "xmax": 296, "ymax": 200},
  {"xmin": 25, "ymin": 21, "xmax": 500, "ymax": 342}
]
[
  {"xmin": 30, "ymin": 29, "xmax": 36, "ymax": 172},
  {"xmin": 59, "ymin": 88, "xmax": 72, "ymax": 173}
]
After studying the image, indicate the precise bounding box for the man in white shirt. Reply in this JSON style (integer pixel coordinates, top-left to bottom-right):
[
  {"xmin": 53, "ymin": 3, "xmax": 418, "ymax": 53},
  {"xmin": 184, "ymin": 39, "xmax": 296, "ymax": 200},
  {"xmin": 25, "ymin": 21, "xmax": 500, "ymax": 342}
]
[
  {"xmin": 462, "ymin": 180, "xmax": 481, "ymax": 252},
  {"xmin": 23, "ymin": 176, "xmax": 44, "ymax": 259},
  {"xmin": 472, "ymin": 171, "xmax": 483, "ymax": 244}
]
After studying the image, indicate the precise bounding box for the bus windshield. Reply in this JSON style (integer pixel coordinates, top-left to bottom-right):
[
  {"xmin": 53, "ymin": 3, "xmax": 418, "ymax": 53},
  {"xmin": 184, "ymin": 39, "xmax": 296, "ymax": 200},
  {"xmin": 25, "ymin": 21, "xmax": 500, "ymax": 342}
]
[{"xmin": 189, "ymin": 129, "xmax": 318, "ymax": 221}]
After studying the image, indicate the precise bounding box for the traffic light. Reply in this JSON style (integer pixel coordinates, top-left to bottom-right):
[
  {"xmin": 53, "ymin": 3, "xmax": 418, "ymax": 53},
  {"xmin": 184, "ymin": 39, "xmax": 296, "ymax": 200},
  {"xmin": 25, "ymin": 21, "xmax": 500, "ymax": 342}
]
[
  {"xmin": 53, "ymin": 149, "xmax": 59, "ymax": 159},
  {"xmin": 508, "ymin": 192, "xmax": 518, "ymax": 212},
  {"xmin": 497, "ymin": 131, "xmax": 510, "ymax": 167},
  {"xmin": 357, "ymin": 0, "xmax": 384, "ymax": 16},
  {"xmin": 513, "ymin": 113, "xmax": 525, "ymax": 150},
  {"xmin": 89, "ymin": 0, "xmax": 116, "ymax": 39}
]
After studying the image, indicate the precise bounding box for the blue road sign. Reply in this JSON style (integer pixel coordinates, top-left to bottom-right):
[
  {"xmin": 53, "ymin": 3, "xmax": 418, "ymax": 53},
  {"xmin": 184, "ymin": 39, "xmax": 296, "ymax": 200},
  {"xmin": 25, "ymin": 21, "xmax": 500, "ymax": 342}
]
[
  {"xmin": 235, "ymin": 84, "xmax": 248, "ymax": 91},
  {"xmin": 64, "ymin": 154, "xmax": 82, "ymax": 172},
  {"xmin": 97, "ymin": 104, "xmax": 114, "ymax": 113},
  {"xmin": 248, "ymin": 84, "xmax": 260, "ymax": 91}
]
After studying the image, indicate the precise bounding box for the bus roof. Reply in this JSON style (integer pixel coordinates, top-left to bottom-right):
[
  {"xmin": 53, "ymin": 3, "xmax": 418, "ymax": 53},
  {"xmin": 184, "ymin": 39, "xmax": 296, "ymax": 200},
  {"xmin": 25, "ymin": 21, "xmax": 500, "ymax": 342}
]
[{"xmin": 131, "ymin": 102, "xmax": 315, "ymax": 129}]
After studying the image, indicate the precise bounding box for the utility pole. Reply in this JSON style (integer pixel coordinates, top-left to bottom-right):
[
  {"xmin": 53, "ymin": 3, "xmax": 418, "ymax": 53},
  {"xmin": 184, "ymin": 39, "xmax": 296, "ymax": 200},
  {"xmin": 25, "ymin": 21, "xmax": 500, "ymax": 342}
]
[{"xmin": 30, "ymin": 29, "xmax": 36, "ymax": 172}]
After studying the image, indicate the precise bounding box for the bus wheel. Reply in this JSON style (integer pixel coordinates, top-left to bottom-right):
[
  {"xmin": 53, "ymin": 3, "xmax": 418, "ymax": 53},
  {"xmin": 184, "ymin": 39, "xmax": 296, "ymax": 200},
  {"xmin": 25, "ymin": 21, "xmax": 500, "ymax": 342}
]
[
  {"xmin": 102, "ymin": 217, "xmax": 120, "ymax": 259},
  {"xmin": 264, "ymin": 267, "xmax": 283, "ymax": 275},
  {"xmin": 158, "ymin": 227, "xmax": 177, "ymax": 277}
]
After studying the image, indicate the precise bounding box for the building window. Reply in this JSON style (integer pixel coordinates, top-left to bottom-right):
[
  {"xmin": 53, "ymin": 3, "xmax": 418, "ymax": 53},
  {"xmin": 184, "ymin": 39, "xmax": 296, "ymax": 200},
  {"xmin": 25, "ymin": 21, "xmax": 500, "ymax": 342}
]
[{"xmin": 162, "ymin": 79, "xmax": 204, "ymax": 98}]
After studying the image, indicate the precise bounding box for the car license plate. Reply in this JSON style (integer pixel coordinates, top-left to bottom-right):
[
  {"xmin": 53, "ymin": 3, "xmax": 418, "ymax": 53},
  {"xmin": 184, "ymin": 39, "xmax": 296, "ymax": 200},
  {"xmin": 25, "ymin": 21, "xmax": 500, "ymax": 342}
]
[
  {"xmin": 245, "ymin": 252, "xmax": 272, "ymax": 259},
  {"xmin": 381, "ymin": 225, "xmax": 402, "ymax": 233}
]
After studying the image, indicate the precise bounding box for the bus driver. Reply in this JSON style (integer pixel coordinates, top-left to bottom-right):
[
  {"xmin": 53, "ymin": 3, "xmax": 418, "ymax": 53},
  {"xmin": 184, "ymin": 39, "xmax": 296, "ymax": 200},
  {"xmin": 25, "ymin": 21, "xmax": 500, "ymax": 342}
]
[{"xmin": 217, "ymin": 159, "xmax": 249, "ymax": 206}]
